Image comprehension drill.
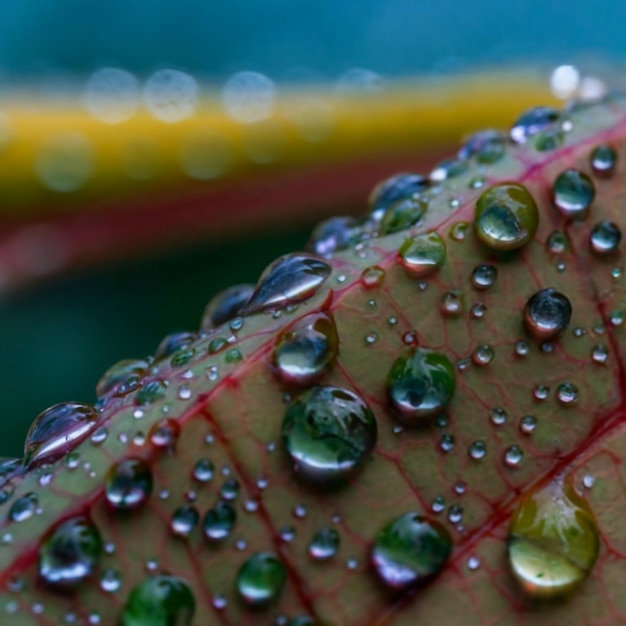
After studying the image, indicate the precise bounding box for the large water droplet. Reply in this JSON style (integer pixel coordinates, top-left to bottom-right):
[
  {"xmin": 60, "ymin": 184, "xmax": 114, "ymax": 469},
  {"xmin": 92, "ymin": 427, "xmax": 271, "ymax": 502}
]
[
  {"xmin": 105, "ymin": 458, "xmax": 153, "ymax": 510},
  {"xmin": 589, "ymin": 220, "xmax": 621, "ymax": 255},
  {"xmin": 590, "ymin": 144, "xmax": 617, "ymax": 177},
  {"xmin": 281, "ymin": 386, "xmax": 377, "ymax": 484},
  {"xmin": 387, "ymin": 348, "xmax": 456, "ymax": 424},
  {"xmin": 397, "ymin": 232, "xmax": 446, "ymax": 278},
  {"xmin": 308, "ymin": 527, "xmax": 340, "ymax": 560},
  {"xmin": 236, "ymin": 553, "xmax": 286, "ymax": 606},
  {"xmin": 510, "ymin": 106, "xmax": 560, "ymax": 143},
  {"xmin": 371, "ymin": 512, "xmax": 452, "ymax": 589},
  {"xmin": 474, "ymin": 183, "xmax": 539, "ymax": 251},
  {"xmin": 272, "ymin": 312, "xmax": 338, "ymax": 386},
  {"xmin": 24, "ymin": 402, "xmax": 99, "ymax": 468},
  {"xmin": 507, "ymin": 478, "xmax": 599, "ymax": 599},
  {"xmin": 96, "ymin": 359, "xmax": 149, "ymax": 397},
  {"xmin": 203, "ymin": 502, "xmax": 236, "ymax": 541},
  {"xmin": 368, "ymin": 173, "xmax": 428, "ymax": 219},
  {"xmin": 39, "ymin": 516, "xmax": 102, "ymax": 587},
  {"xmin": 243, "ymin": 254, "xmax": 331, "ymax": 314},
  {"xmin": 552, "ymin": 169, "xmax": 595, "ymax": 220},
  {"xmin": 121, "ymin": 575, "xmax": 195, "ymax": 626},
  {"xmin": 201, "ymin": 284, "xmax": 255, "ymax": 329},
  {"xmin": 524, "ymin": 288, "xmax": 572, "ymax": 339}
]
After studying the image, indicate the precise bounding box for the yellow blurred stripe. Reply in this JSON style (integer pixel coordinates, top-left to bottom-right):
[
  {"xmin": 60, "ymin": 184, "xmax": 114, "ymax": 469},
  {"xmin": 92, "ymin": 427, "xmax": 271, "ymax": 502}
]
[{"xmin": 0, "ymin": 72, "xmax": 556, "ymax": 217}]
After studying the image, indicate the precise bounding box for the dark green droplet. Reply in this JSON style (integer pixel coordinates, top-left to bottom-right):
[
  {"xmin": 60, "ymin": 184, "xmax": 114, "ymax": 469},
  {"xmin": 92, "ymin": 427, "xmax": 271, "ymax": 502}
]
[
  {"xmin": 379, "ymin": 195, "xmax": 427, "ymax": 235},
  {"xmin": 122, "ymin": 575, "xmax": 195, "ymax": 626},
  {"xmin": 474, "ymin": 183, "xmax": 539, "ymax": 251},
  {"xmin": 39, "ymin": 516, "xmax": 103, "ymax": 587},
  {"xmin": 282, "ymin": 386, "xmax": 377, "ymax": 484},
  {"xmin": 590, "ymin": 144, "xmax": 617, "ymax": 177},
  {"xmin": 397, "ymin": 232, "xmax": 446, "ymax": 278},
  {"xmin": 136, "ymin": 380, "xmax": 167, "ymax": 406},
  {"xmin": 371, "ymin": 512, "xmax": 452, "ymax": 589},
  {"xmin": 203, "ymin": 502, "xmax": 236, "ymax": 541},
  {"xmin": 105, "ymin": 458, "xmax": 153, "ymax": 510},
  {"xmin": 236, "ymin": 552, "xmax": 286, "ymax": 606},
  {"xmin": 387, "ymin": 348, "xmax": 456, "ymax": 423},
  {"xmin": 552, "ymin": 169, "xmax": 595, "ymax": 220}
]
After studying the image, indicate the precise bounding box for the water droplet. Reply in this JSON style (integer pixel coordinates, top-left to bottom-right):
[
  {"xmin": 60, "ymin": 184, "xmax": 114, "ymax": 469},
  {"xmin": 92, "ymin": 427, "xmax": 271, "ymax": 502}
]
[
  {"xmin": 535, "ymin": 127, "xmax": 565, "ymax": 152},
  {"xmin": 504, "ymin": 445, "xmax": 524, "ymax": 467},
  {"xmin": 583, "ymin": 474, "xmax": 595, "ymax": 489},
  {"xmin": 380, "ymin": 196, "xmax": 428, "ymax": 235},
  {"xmin": 220, "ymin": 478, "xmax": 240, "ymax": 500},
  {"xmin": 552, "ymin": 169, "xmax": 595, "ymax": 220},
  {"xmin": 39, "ymin": 516, "xmax": 102, "ymax": 587},
  {"xmin": 192, "ymin": 458, "xmax": 214, "ymax": 483},
  {"xmin": 468, "ymin": 440, "xmax": 486, "ymax": 460},
  {"xmin": 510, "ymin": 106, "xmax": 560, "ymax": 143},
  {"xmin": 467, "ymin": 556, "xmax": 481, "ymax": 571},
  {"xmin": 155, "ymin": 332, "xmax": 196, "ymax": 360},
  {"xmin": 448, "ymin": 505, "xmax": 463, "ymax": 524},
  {"xmin": 170, "ymin": 506, "xmax": 199, "ymax": 538},
  {"xmin": 397, "ymin": 232, "xmax": 446, "ymax": 278},
  {"xmin": 591, "ymin": 344, "xmax": 609, "ymax": 364},
  {"xmin": 96, "ymin": 359, "xmax": 149, "ymax": 397},
  {"xmin": 201, "ymin": 284, "xmax": 255, "ymax": 329},
  {"xmin": 122, "ymin": 575, "xmax": 195, "ymax": 625},
  {"xmin": 546, "ymin": 230, "xmax": 571, "ymax": 254},
  {"xmin": 439, "ymin": 433, "xmax": 455, "ymax": 453},
  {"xmin": 520, "ymin": 415, "xmax": 537, "ymax": 435},
  {"xmin": 589, "ymin": 221, "xmax": 621, "ymax": 255},
  {"xmin": 470, "ymin": 302, "xmax": 487, "ymax": 319},
  {"xmin": 472, "ymin": 345, "xmax": 495, "ymax": 366},
  {"xmin": 507, "ymin": 478, "xmax": 599, "ymax": 599},
  {"xmin": 272, "ymin": 312, "xmax": 338, "ymax": 386},
  {"xmin": 243, "ymin": 254, "xmax": 331, "ymax": 313},
  {"xmin": 306, "ymin": 216, "xmax": 367, "ymax": 257},
  {"xmin": 148, "ymin": 418, "xmax": 180, "ymax": 449},
  {"xmin": 279, "ymin": 525, "xmax": 296, "ymax": 542},
  {"xmin": 474, "ymin": 183, "xmax": 539, "ymax": 251},
  {"xmin": 105, "ymin": 458, "xmax": 153, "ymax": 510},
  {"xmin": 387, "ymin": 348, "xmax": 456, "ymax": 424},
  {"xmin": 8, "ymin": 492, "xmax": 38, "ymax": 523},
  {"xmin": 440, "ymin": 290, "xmax": 464, "ymax": 316},
  {"xmin": 24, "ymin": 402, "xmax": 99, "ymax": 468},
  {"xmin": 458, "ymin": 129, "xmax": 506, "ymax": 164},
  {"xmin": 449, "ymin": 221, "xmax": 469, "ymax": 241},
  {"xmin": 203, "ymin": 502, "xmax": 236, "ymax": 541},
  {"xmin": 490, "ymin": 407, "xmax": 507, "ymax": 426},
  {"xmin": 282, "ymin": 386, "xmax": 377, "ymax": 484},
  {"xmin": 136, "ymin": 380, "xmax": 167, "ymax": 406},
  {"xmin": 100, "ymin": 568, "xmax": 121, "ymax": 593},
  {"xmin": 524, "ymin": 288, "xmax": 572, "ymax": 339},
  {"xmin": 361, "ymin": 265, "xmax": 386, "ymax": 289},
  {"xmin": 556, "ymin": 382, "xmax": 579, "ymax": 406},
  {"xmin": 308, "ymin": 527, "xmax": 340, "ymax": 560},
  {"xmin": 430, "ymin": 158, "xmax": 468, "ymax": 182},
  {"xmin": 471, "ymin": 264, "xmax": 498, "ymax": 290},
  {"xmin": 590, "ymin": 144, "xmax": 617, "ymax": 177},
  {"xmin": 236, "ymin": 553, "xmax": 286, "ymax": 606},
  {"xmin": 371, "ymin": 512, "xmax": 452, "ymax": 589},
  {"xmin": 369, "ymin": 173, "xmax": 428, "ymax": 219}
]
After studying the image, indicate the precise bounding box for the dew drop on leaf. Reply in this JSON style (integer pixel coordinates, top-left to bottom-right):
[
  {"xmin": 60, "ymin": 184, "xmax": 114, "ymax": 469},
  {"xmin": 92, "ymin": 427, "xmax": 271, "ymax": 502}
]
[
  {"xmin": 509, "ymin": 106, "xmax": 560, "ymax": 143},
  {"xmin": 202, "ymin": 501, "xmax": 236, "ymax": 541},
  {"xmin": 507, "ymin": 477, "xmax": 599, "ymax": 599},
  {"xmin": 368, "ymin": 172, "xmax": 429, "ymax": 219},
  {"xmin": 236, "ymin": 552, "xmax": 287, "ymax": 607},
  {"xmin": 546, "ymin": 230, "xmax": 571, "ymax": 254},
  {"xmin": 589, "ymin": 220, "xmax": 621, "ymax": 255},
  {"xmin": 136, "ymin": 380, "xmax": 167, "ymax": 406},
  {"xmin": 524, "ymin": 288, "xmax": 572, "ymax": 339},
  {"xmin": 169, "ymin": 505, "xmax": 199, "ymax": 538},
  {"xmin": 308, "ymin": 527, "xmax": 340, "ymax": 561},
  {"xmin": 468, "ymin": 440, "xmax": 487, "ymax": 460},
  {"xmin": 379, "ymin": 195, "xmax": 427, "ymax": 235},
  {"xmin": 472, "ymin": 345, "xmax": 495, "ymax": 366},
  {"xmin": 520, "ymin": 415, "xmax": 538, "ymax": 434},
  {"xmin": 201, "ymin": 283, "xmax": 255, "ymax": 329},
  {"xmin": 440, "ymin": 290, "xmax": 464, "ymax": 316},
  {"xmin": 39, "ymin": 516, "xmax": 103, "ymax": 588},
  {"xmin": 105, "ymin": 458, "xmax": 153, "ymax": 510},
  {"xmin": 552, "ymin": 169, "xmax": 595, "ymax": 220},
  {"xmin": 96, "ymin": 359, "xmax": 149, "ymax": 397},
  {"xmin": 148, "ymin": 418, "xmax": 180, "ymax": 449},
  {"xmin": 121, "ymin": 574, "xmax": 195, "ymax": 626},
  {"xmin": 397, "ymin": 232, "xmax": 447, "ymax": 278},
  {"xmin": 243, "ymin": 253, "xmax": 331, "ymax": 313},
  {"xmin": 281, "ymin": 386, "xmax": 377, "ymax": 484},
  {"xmin": 590, "ymin": 143, "xmax": 617, "ymax": 177},
  {"xmin": 503, "ymin": 445, "xmax": 524, "ymax": 467},
  {"xmin": 192, "ymin": 458, "xmax": 214, "ymax": 482},
  {"xmin": 154, "ymin": 332, "xmax": 196, "ymax": 360},
  {"xmin": 272, "ymin": 312, "xmax": 338, "ymax": 386},
  {"xmin": 474, "ymin": 182, "xmax": 539, "ymax": 251},
  {"xmin": 471, "ymin": 263, "xmax": 498, "ymax": 290},
  {"xmin": 24, "ymin": 402, "xmax": 99, "ymax": 469},
  {"xmin": 387, "ymin": 348, "xmax": 456, "ymax": 424},
  {"xmin": 370, "ymin": 512, "xmax": 452, "ymax": 590},
  {"xmin": 360, "ymin": 265, "xmax": 386, "ymax": 289},
  {"xmin": 556, "ymin": 382, "xmax": 579, "ymax": 405},
  {"xmin": 458, "ymin": 129, "xmax": 506, "ymax": 163},
  {"xmin": 8, "ymin": 492, "xmax": 37, "ymax": 523}
]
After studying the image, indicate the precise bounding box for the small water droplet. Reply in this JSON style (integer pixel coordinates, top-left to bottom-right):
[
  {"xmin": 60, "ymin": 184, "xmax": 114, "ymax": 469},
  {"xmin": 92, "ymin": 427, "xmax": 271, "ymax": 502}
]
[
  {"xmin": 520, "ymin": 415, "xmax": 537, "ymax": 435},
  {"xmin": 589, "ymin": 220, "xmax": 621, "ymax": 255},
  {"xmin": 201, "ymin": 284, "xmax": 254, "ymax": 329},
  {"xmin": 448, "ymin": 505, "xmax": 463, "ymax": 524},
  {"xmin": 170, "ymin": 506, "xmax": 199, "ymax": 538},
  {"xmin": 471, "ymin": 264, "xmax": 498, "ymax": 290},
  {"xmin": 100, "ymin": 568, "xmax": 121, "ymax": 593},
  {"xmin": 192, "ymin": 458, "xmax": 215, "ymax": 483},
  {"xmin": 472, "ymin": 345, "xmax": 495, "ymax": 366},
  {"xmin": 546, "ymin": 230, "xmax": 571, "ymax": 254},
  {"xmin": 8, "ymin": 492, "xmax": 38, "ymax": 523},
  {"xmin": 371, "ymin": 512, "xmax": 452, "ymax": 589},
  {"xmin": 203, "ymin": 502, "xmax": 236, "ymax": 541},
  {"xmin": 590, "ymin": 144, "xmax": 617, "ymax": 177},
  {"xmin": 368, "ymin": 173, "xmax": 429, "ymax": 218},
  {"xmin": 96, "ymin": 359, "xmax": 149, "ymax": 397},
  {"xmin": 439, "ymin": 434, "xmax": 455, "ymax": 453},
  {"xmin": 510, "ymin": 106, "xmax": 560, "ymax": 143},
  {"xmin": 583, "ymin": 474, "xmax": 595, "ymax": 489},
  {"xmin": 432, "ymin": 496, "xmax": 445, "ymax": 513},
  {"xmin": 236, "ymin": 553, "xmax": 286, "ymax": 606},
  {"xmin": 148, "ymin": 418, "xmax": 180, "ymax": 449},
  {"xmin": 524, "ymin": 288, "xmax": 572, "ymax": 339},
  {"xmin": 490, "ymin": 407, "xmax": 507, "ymax": 426},
  {"xmin": 591, "ymin": 344, "xmax": 609, "ymax": 364},
  {"xmin": 105, "ymin": 458, "xmax": 153, "ymax": 510},
  {"xmin": 361, "ymin": 265, "xmax": 386, "ymax": 289},
  {"xmin": 556, "ymin": 382, "xmax": 579, "ymax": 406},
  {"xmin": 397, "ymin": 232, "xmax": 447, "ymax": 278},
  {"xmin": 468, "ymin": 440, "xmax": 486, "ymax": 460},
  {"xmin": 449, "ymin": 221, "xmax": 469, "ymax": 241},
  {"xmin": 440, "ymin": 291, "xmax": 464, "ymax": 316},
  {"xmin": 504, "ymin": 445, "xmax": 524, "ymax": 467},
  {"xmin": 379, "ymin": 195, "xmax": 428, "ymax": 235},
  {"xmin": 458, "ymin": 129, "xmax": 506, "ymax": 163},
  {"xmin": 552, "ymin": 169, "xmax": 595, "ymax": 220},
  {"xmin": 533, "ymin": 384, "xmax": 550, "ymax": 401},
  {"xmin": 136, "ymin": 380, "xmax": 167, "ymax": 406},
  {"xmin": 308, "ymin": 527, "xmax": 340, "ymax": 560}
]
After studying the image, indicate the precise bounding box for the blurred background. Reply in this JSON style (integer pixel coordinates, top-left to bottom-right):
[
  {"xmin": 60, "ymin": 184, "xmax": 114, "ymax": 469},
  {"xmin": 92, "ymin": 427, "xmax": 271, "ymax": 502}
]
[{"xmin": 0, "ymin": 0, "xmax": 621, "ymax": 456}]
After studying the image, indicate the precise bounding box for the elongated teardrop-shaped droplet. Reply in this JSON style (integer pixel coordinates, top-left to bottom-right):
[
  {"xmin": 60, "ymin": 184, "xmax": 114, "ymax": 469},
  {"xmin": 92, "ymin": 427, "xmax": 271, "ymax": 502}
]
[
  {"xmin": 387, "ymin": 348, "xmax": 456, "ymax": 424},
  {"xmin": 39, "ymin": 516, "xmax": 103, "ymax": 587},
  {"xmin": 507, "ymin": 478, "xmax": 599, "ymax": 599},
  {"xmin": 552, "ymin": 169, "xmax": 595, "ymax": 220},
  {"xmin": 474, "ymin": 183, "xmax": 539, "ymax": 251},
  {"xmin": 590, "ymin": 144, "xmax": 617, "ymax": 177},
  {"xmin": 371, "ymin": 512, "xmax": 452, "ymax": 589},
  {"xmin": 380, "ymin": 196, "xmax": 427, "ymax": 235},
  {"xmin": 589, "ymin": 220, "xmax": 621, "ymax": 255},
  {"xmin": 203, "ymin": 502, "xmax": 236, "ymax": 541},
  {"xmin": 201, "ymin": 283, "xmax": 255, "ymax": 329},
  {"xmin": 282, "ymin": 386, "xmax": 377, "ymax": 484},
  {"xmin": 122, "ymin": 575, "xmax": 195, "ymax": 626},
  {"xmin": 397, "ymin": 232, "xmax": 446, "ymax": 278},
  {"xmin": 243, "ymin": 253, "xmax": 331, "ymax": 314},
  {"xmin": 273, "ymin": 312, "xmax": 338, "ymax": 386},
  {"xmin": 236, "ymin": 552, "xmax": 286, "ymax": 606},
  {"xmin": 105, "ymin": 458, "xmax": 153, "ymax": 510},
  {"xmin": 368, "ymin": 172, "xmax": 428, "ymax": 218},
  {"xmin": 24, "ymin": 402, "xmax": 99, "ymax": 468},
  {"xmin": 524, "ymin": 288, "xmax": 572, "ymax": 339},
  {"xmin": 510, "ymin": 106, "xmax": 560, "ymax": 143},
  {"xmin": 96, "ymin": 359, "xmax": 150, "ymax": 398}
]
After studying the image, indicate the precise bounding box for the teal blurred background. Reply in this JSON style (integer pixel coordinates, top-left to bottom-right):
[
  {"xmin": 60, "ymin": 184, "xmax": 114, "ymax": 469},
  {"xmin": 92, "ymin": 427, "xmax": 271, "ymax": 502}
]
[{"xmin": 0, "ymin": 0, "xmax": 621, "ymax": 456}]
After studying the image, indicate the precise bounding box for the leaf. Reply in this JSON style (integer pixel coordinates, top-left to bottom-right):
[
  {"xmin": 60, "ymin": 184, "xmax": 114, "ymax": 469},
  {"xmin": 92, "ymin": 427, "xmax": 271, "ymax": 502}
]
[{"xmin": 0, "ymin": 94, "xmax": 625, "ymax": 626}]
